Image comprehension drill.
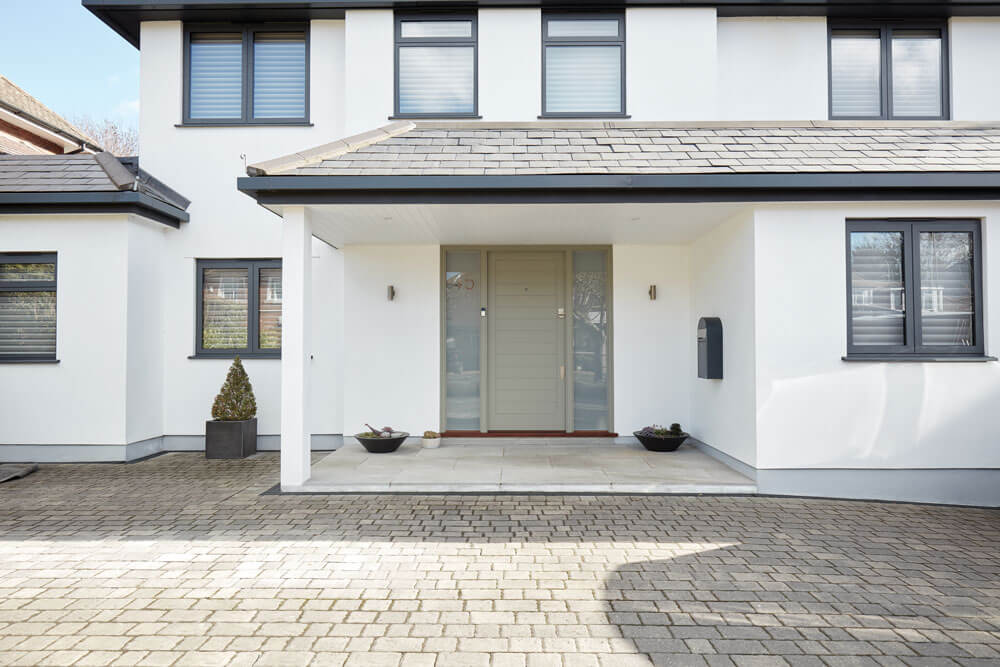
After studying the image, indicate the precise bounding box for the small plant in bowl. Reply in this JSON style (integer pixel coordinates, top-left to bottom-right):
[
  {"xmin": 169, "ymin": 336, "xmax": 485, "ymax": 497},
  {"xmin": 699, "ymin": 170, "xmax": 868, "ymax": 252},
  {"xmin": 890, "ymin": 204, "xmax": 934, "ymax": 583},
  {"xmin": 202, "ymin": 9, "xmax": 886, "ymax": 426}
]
[
  {"xmin": 634, "ymin": 422, "xmax": 689, "ymax": 452},
  {"xmin": 422, "ymin": 430, "xmax": 442, "ymax": 449},
  {"xmin": 355, "ymin": 423, "xmax": 409, "ymax": 453}
]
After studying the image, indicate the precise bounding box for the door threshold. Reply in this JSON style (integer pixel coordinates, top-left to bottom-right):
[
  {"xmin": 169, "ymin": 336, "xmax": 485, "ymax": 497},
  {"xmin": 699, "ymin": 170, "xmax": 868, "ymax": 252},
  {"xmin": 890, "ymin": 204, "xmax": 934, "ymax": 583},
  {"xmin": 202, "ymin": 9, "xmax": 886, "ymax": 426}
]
[{"xmin": 440, "ymin": 431, "xmax": 619, "ymax": 438}]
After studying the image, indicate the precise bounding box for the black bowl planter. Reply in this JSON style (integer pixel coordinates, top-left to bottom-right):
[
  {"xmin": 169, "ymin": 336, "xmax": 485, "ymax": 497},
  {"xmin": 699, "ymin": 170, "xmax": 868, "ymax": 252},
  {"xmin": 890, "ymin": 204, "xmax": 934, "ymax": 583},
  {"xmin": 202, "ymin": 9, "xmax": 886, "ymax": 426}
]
[
  {"xmin": 355, "ymin": 432, "xmax": 409, "ymax": 453},
  {"xmin": 206, "ymin": 418, "xmax": 257, "ymax": 459},
  {"xmin": 634, "ymin": 430, "xmax": 689, "ymax": 452}
]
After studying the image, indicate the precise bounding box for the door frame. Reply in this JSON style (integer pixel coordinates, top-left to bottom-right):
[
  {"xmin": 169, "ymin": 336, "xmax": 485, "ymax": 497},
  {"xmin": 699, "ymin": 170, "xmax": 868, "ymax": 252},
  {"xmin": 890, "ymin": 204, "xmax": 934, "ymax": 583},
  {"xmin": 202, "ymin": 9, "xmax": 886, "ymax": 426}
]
[{"xmin": 440, "ymin": 245, "xmax": 614, "ymax": 434}]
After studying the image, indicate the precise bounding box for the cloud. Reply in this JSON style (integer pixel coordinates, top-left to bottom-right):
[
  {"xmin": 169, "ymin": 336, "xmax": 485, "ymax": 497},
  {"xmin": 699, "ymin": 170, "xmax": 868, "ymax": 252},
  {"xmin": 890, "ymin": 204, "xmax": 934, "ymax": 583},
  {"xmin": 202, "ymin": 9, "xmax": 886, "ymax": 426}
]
[{"xmin": 114, "ymin": 98, "xmax": 140, "ymax": 117}]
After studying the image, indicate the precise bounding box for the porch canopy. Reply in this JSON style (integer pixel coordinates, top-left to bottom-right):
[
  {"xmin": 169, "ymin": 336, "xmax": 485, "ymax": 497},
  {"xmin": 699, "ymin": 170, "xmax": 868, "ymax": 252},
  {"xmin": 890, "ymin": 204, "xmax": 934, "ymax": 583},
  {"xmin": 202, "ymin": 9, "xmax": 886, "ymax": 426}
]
[{"xmin": 237, "ymin": 120, "xmax": 1000, "ymax": 488}]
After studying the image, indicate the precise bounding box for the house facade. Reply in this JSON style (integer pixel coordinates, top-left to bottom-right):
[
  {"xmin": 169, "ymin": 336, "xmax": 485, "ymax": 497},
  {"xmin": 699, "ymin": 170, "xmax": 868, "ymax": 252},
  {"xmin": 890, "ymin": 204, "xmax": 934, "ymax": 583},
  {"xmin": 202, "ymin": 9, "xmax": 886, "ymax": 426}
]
[{"xmin": 2, "ymin": 0, "xmax": 1000, "ymax": 505}]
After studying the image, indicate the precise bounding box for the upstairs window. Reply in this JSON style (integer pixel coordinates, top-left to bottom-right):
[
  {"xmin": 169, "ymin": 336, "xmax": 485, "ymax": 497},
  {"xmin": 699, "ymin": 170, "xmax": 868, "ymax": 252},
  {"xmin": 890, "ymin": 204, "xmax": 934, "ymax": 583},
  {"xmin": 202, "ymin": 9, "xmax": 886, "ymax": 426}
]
[
  {"xmin": 185, "ymin": 25, "xmax": 308, "ymax": 124},
  {"xmin": 542, "ymin": 13, "xmax": 625, "ymax": 117},
  {"xmin": 846, "ymin": 220, "xmax": 983, "ymax": 358},
  {"xmin": 830, "ymin": 23, "xmax": 948, "ymax": 120},
  {"xmin": 0, "ymin": 254, "xmax": 57, "ymax": 361},
  {"xmin": 196, "ymin": 259, "xmax": 282, "ymax": 357},
  {"xmin": 395, "ymin": 14, "xmax": 477, "ymax": 117}
]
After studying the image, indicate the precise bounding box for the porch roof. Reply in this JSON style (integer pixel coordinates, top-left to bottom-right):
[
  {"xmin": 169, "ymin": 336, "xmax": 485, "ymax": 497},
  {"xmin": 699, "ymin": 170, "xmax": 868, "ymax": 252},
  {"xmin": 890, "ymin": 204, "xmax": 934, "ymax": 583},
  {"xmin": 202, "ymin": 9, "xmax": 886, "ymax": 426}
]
[{"xmin": 248, "ymin": 121, "xmax": 1000, "ymax": 177}]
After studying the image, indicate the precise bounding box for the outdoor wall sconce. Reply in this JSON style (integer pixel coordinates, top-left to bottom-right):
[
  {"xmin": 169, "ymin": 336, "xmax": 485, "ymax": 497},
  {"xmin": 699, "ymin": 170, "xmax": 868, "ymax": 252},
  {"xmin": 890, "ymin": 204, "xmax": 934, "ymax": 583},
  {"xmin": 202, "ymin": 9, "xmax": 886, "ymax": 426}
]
[
  {"xmin": 387, "ymin": 285, "xmax": 396, "ymax": 301},
  {"xmin": 648, "ymin": 285, "xmax": 657, "ymax": 300}
]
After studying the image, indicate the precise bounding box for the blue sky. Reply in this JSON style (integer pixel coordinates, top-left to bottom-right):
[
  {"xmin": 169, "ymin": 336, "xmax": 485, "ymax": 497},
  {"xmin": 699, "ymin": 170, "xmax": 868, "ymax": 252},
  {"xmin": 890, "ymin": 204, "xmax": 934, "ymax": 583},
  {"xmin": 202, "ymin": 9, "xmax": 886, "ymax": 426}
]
[{"xmin": 1, "ymin": 0, "xmax": 139, "ymax": 128}]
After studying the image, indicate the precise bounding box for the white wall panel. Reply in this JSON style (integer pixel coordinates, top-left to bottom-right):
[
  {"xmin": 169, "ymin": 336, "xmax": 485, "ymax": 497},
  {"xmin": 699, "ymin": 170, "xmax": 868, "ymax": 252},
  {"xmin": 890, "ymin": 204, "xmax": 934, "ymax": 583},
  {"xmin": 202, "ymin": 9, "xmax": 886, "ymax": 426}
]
[
  {"xmin": 612, "ymin": 245, "xmax": 692, "ymax": 434},
  {"xmin": 479, "ymin": 9, "xmax": 541, "ymax": 121},
  {"xmin": 627, "ymin": 8, "xmax": 718, "ymax": 121},
  {"xmin": 689, "ymin": 212, "xmax": 758, "ymax": 466},
  {"xmin": 718, "ymin": 18, "xmax": 828, "ymax": 120},
  {"xmin": 753, "ymin": 204, "xmax": 1000, "ymax": 470},
  {"xmin": 343, "ymin": 245, "xmax": 440, "ymax": 435},
  {"xmin": 950, "ymin": 18, "xmax": 1000, "ymax": 121}
]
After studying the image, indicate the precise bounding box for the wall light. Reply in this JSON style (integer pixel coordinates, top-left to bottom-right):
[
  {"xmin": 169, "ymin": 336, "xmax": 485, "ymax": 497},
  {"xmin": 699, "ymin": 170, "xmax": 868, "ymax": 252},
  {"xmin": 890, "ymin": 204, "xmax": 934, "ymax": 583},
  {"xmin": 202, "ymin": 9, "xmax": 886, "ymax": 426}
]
[
  {"xmin": 387, "ymin": 285, "xmax": 396, "ymax": 301},
  {"xmin": 648, "ymin": 285, "xmax": 657, "ymax": 301}
]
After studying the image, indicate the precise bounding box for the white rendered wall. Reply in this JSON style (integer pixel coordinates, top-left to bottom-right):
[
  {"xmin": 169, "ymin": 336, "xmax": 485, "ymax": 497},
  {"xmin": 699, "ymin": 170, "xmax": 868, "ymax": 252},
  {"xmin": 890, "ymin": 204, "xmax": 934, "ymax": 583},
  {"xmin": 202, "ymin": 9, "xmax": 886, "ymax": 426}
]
[
  {"xmin": 612, "ymin": 245, "xmax": 692, "ymax": 434},
  {"xmin": 125, "ymin": 217, "xmax": 170, "ymax": 444},
  {"xmin": 689, "ymin": 212, "xmax": 757, "ymax": 467},
  {"xmin": 344, "ymin": 10, "xmax": 394, "ymax": 134},
  {"xmin": 627, "ymin": 9, "xmax": 718, "ymax": 121},
  {"xmin": 0, "ymin": 214, "xmax": 130, "ymax": 446},
  {"xmin": 343, "ymin": 245, "xmax": 440, "ymax": 435},
  {"xmin": 753, "ymin": 204, "xmax": 1000, "ymax": 470},
  {"xmin": 718, "ymin": 18, "xmax": 828, "ymax": 120},
  {"xmin": 140, "ymin": 21, "xmax": 345, "ymax": 441},
  {"xmin": 950, "ymin": 19, "xmax": 1000, "ymax": 121},
  {"xmin": 479, "ymin": 9, "xmax": 541, "ymax": 121}
]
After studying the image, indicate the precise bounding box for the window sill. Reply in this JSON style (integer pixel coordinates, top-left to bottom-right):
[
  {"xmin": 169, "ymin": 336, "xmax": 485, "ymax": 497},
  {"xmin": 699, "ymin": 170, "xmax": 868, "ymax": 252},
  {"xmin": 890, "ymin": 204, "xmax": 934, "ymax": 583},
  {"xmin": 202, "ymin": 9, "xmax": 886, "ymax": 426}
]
[
  {"xmin": 842, "ymin": 355, "xmax": 997, "ymax": 363},
  {"xmin": 175, "ymin": 122, "xmax": 313, "ymax": 128},
  {"xmin": 388, "ymin": 115, "xmax": 482, "ymax": 120},
  {"xmin": 189, "ymin": 354, "xmax": 281, "ymax": 360},
  {"xmin": 0, "ymin": 358, "xmax": 60, "ymax": 364},
  {"xmin": 538, "ymin": 113, "xmax": 631, "ymax": 119}
]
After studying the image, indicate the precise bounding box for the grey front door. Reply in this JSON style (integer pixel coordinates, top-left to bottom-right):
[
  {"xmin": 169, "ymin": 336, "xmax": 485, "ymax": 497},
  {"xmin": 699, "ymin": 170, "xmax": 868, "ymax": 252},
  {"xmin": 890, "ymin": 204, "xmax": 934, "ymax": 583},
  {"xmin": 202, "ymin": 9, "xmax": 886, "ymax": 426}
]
[{"xmin": 487, "ymin": 251, "xmax": 566, "ymax": 430}]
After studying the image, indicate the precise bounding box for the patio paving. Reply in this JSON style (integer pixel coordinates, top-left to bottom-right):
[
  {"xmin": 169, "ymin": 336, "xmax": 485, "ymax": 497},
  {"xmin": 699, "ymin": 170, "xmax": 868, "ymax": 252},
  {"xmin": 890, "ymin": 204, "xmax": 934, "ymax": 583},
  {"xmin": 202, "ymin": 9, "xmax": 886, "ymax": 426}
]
[
  {"xmin": 303, "ymin": 438, "xmax": 757, "ymax": 493},
  {"xmin": 0, "ymin": 452, "xmax": 998, "ymax": 667}
]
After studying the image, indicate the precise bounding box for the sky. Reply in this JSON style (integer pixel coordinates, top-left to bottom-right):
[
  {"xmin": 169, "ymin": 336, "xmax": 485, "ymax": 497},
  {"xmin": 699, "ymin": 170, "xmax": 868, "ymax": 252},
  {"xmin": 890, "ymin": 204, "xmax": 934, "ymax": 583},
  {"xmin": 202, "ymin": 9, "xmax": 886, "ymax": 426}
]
[{"xmin": 1, "ymin": 0, "xmax": 140, "ymax": 129}]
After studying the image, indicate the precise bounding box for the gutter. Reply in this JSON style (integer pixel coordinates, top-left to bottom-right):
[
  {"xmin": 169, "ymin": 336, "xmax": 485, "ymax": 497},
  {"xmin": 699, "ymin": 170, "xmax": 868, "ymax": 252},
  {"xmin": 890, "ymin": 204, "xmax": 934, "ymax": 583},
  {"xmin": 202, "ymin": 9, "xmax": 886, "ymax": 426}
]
[
  {"xmin": 237, "ymin": 171, "xmax": 1000, "ymax": 205},
  {"xmin": 0, "ymin": 191, "xmax": 190, "ymax": 228},
  {"xmin": 0, "ymin": 101, "xmax": 101, "ymax": 154}
]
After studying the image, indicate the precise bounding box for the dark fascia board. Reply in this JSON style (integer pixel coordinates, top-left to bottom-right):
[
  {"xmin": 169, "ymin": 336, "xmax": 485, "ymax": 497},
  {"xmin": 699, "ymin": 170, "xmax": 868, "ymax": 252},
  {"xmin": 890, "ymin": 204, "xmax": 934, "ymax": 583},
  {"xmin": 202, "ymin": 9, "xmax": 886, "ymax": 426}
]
[
  {"xmin": 0, "ymin": 191, "xmax": 190, "ymax": 228},
  {"xmin": 84, "ymin": 0, "xmax": 1000, "ymax": 47},
  {"xmin": 237, "ymin": 172, "xmax": 1000, "ymax": 205}
]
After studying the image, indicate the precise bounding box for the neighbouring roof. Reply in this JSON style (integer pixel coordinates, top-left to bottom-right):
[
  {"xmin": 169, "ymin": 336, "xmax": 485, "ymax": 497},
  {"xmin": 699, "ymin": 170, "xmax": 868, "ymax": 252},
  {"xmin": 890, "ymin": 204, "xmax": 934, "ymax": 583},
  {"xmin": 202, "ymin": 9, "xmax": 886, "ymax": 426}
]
[
  {"xmin": 248, "ymin": 121, "xmax": 1000, "ymax": 177},
  {"xmin": 0, "ymin": 153, "xmax": 190, "ymax": 227},
  {"xmin": 0, "ymin": 75, "xmax": 98, "ymax": 152}
]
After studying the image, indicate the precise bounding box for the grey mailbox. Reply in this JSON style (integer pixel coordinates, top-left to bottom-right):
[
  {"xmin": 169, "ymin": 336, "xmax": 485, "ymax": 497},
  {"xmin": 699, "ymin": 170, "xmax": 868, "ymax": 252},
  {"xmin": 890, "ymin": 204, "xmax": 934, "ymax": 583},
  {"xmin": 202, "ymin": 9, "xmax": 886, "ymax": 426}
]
[{"xmin": 697, "ymin": 317, "xmax": 723, "ymax": 379}]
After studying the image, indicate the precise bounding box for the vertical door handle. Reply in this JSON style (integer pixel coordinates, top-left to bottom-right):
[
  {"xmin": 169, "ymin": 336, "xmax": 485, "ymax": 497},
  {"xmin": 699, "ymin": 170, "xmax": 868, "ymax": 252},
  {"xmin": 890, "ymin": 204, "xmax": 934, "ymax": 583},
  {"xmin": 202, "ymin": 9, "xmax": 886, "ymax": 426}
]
[{"xmin": 560, "ymin": 365, "xmax": 565, "ymax": 380}]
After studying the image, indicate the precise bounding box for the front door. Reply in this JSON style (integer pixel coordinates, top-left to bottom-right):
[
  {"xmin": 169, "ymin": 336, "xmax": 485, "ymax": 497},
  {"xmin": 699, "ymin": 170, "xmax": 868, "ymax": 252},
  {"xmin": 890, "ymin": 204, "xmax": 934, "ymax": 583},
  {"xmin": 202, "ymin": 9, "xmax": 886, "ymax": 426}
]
[{"xmin": 487, "ymin": 252, "xmax": 566, "ymax": 430}]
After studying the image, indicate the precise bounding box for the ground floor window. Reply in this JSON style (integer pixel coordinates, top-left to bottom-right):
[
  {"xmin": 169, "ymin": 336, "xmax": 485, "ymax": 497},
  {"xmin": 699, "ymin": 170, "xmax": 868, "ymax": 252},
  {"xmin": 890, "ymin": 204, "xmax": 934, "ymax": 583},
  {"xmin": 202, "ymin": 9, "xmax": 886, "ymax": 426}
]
[
  {"xmin": 846, "ymin": 220, "xmax": 983, "ymax": 356},
  {"xmin": 196, "ymin": 259, "xmax": 281, "ymax": 357},
  {"xmin": 0, "ymin": 253, "xmax": 57, "ymax": 361}
]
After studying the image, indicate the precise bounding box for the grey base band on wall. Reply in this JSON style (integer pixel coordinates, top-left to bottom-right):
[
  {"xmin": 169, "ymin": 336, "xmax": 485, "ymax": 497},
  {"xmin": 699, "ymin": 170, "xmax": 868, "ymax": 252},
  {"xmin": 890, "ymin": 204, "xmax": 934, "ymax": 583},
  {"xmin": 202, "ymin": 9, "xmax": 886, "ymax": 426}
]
[
  {"xmin": 756, "ymin": 468, "xmax": 1000, "ymax": 508},
  {"xmin": 0, "ymin": 434, "xmax": 343, "ymax": 463}
]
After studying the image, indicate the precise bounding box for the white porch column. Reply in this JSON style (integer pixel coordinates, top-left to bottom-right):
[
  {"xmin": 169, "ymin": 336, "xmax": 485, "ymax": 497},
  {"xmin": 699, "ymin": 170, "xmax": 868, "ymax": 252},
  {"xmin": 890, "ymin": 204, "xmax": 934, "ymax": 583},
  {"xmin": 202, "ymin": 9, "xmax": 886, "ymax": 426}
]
[{"xmin": 280, "ymin": 206, "xmax": 312, "ymax": 489}]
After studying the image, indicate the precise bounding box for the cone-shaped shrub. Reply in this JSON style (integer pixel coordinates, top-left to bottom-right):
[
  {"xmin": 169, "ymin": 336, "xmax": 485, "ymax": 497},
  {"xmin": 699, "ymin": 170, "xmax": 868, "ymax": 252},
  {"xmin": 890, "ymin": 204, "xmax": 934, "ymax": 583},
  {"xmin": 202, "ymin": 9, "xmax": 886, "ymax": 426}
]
[{"xmin": 211, "ymin": 357, "xmax": 257, "ymax": 421}]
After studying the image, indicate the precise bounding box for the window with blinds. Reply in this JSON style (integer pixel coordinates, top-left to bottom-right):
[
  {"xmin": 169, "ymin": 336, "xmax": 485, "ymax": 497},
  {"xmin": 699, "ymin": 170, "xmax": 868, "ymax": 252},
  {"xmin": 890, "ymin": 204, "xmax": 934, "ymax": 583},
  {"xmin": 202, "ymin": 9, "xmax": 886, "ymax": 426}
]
[
  {"xmin": 830, "ymin": 23, "xmax": 947, "ymax": 120},
  {"xmin": 543, "ymin": 14, "xmax": 625, "ymax": 116},
  {"xmin": 0, "ymin": 254, "xmax": 57, "ymax": 361},
  {"xmin": 846, "ymin": 221, "xmax": 983, "ymax": 357},
  {"xmin": 185, "ymin": 26, "xmax": 308, "ymax": 124},
  {"xmin": 395, "ymin": 15, "xmax": 477, "ymax": 117},
  {"xmin": 197, "ymin": 260, "xmax": 281, "ymax": 357}
]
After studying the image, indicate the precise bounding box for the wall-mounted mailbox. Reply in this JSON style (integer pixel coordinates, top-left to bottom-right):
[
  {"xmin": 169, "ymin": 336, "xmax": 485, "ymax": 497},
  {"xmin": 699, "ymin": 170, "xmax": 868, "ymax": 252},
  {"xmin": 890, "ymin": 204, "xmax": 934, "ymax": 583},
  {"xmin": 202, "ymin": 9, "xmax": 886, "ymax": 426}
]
[{"xmin": 697, "ymin": 317, "xmax": 723, "ymax": 379}]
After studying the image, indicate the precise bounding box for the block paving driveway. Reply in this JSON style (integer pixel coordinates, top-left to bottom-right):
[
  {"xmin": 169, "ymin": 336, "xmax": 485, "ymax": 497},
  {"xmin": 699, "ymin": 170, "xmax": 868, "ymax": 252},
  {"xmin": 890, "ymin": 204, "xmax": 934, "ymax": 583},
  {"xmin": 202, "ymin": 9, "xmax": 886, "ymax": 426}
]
[{"xmin": 0, "ymin": 452, "xmax": 998, "ymax": 667}]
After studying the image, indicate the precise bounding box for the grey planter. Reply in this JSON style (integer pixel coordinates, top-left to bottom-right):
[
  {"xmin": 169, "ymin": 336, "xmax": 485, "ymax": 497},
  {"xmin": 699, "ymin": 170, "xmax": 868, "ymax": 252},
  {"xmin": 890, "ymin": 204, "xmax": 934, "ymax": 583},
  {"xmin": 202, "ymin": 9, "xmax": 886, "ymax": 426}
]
[{"xmin": 205, "ymin": 418, "xmax": 257, "ymax": 459}]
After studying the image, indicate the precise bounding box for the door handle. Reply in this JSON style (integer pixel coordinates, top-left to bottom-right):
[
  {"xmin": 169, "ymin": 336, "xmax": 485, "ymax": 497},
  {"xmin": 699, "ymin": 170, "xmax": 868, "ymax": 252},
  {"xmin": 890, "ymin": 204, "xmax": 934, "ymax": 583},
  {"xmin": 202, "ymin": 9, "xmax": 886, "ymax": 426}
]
[{"xmin": 560, "ymin": 365, "xmax": 565, "ymax": 380}]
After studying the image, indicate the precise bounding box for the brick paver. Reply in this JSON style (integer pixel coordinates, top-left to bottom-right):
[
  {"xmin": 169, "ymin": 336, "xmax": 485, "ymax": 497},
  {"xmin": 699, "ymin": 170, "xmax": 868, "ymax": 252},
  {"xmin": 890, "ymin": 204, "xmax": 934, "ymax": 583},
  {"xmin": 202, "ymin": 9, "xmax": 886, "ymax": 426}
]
[{"xmin": 0, "ymin": 452, "xmax": 997, "ymax": 666}]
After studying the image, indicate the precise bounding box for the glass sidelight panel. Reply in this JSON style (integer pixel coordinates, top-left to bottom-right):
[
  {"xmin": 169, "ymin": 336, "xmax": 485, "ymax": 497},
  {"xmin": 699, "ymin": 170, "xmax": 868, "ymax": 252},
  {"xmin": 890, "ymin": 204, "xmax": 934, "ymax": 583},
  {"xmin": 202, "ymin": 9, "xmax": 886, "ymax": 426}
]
[
  {"xmin": 572, "ymin": 250, "xmax": 609, "ymax": 430},
  {"xmin": 919, "ymin": 231, "xmax": 975, "ymax": 347},
  {"xmin": 445, "ymin": 251, "xmax": 481, "ymax": 430},
  {"xmin": 850, "ymin": 231, "xmax": 906, "ymax": 346}
]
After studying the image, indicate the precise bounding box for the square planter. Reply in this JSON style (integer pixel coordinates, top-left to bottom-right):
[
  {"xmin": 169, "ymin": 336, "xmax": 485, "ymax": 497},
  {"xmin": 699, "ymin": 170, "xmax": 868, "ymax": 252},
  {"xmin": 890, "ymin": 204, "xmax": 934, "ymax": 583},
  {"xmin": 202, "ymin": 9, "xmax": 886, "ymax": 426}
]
[{"xmin": 205, "ymin": 418, "xmax": 257, "ymax": 459}]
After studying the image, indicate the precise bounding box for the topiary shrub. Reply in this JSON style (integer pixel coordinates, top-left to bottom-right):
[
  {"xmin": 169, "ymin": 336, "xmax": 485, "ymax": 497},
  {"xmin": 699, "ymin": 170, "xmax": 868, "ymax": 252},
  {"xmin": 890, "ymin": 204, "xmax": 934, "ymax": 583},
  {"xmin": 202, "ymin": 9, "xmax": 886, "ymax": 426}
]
[{"xmin": 211, "ymin": 357, "xmax": 257, "ymax": 421}]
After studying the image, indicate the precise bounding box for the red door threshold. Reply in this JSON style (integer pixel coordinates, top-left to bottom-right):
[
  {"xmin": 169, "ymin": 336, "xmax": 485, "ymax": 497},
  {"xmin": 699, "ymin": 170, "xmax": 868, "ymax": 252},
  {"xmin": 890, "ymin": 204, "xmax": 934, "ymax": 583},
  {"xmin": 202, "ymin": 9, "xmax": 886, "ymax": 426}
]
[{"xmin": 440, "ymin": 431, "xmax": 619, "ymax": 438}]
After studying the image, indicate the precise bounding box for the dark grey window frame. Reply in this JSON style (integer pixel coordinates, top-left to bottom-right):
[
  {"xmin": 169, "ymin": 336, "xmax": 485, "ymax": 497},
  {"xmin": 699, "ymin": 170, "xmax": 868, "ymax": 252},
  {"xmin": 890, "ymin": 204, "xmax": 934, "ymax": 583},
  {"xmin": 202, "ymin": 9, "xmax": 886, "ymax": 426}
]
[
  {"xmin": 828, "ymin": 20, "xmax": 950, "ymax": 121},
  {"xmin": 845, "ymin": 219, "xmax": 984, "ymax": 360},
  {"xmin": 393, "ymin": 12, "xmax": 479, "ymax": 119},
  {"xmin": 541, "ymin": 12, "xmax": 627, "ymax": 119},
  {"xmin": 0, "ymin": 252, "xmax": 57, "ymax": 363},
  {"xmin": 182, "ymin": 23, "xmax": 310, "ymax": 126},
  {"xmin": 195, "ymin": 258, "xmax": 281, "ymax": 359}
]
